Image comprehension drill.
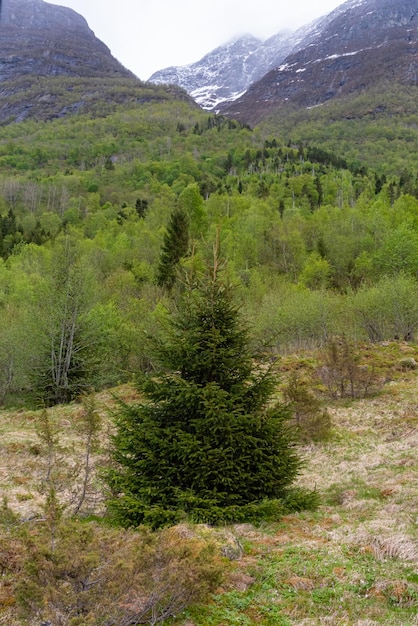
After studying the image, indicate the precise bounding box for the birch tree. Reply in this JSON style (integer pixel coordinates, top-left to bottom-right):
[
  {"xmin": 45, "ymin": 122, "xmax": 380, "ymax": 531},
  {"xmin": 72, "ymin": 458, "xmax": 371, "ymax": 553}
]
[{"xmin": 33, "ymin": 236, "xmax": 99, "ymax": 405}]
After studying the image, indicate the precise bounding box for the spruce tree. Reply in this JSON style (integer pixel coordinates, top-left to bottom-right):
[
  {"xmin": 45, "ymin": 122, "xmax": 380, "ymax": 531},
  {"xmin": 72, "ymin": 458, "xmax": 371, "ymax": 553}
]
[
  {"xmin": 156, "ymin": 207, "xmax": 189, "ymax": 290},
  {"xmin": 107, "ymin": 245, "xmax": 304, "ymax": 528}
]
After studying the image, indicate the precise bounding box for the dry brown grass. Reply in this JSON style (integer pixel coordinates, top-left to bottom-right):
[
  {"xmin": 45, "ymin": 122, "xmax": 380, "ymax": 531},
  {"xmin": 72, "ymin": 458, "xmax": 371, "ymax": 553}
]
[
  {"xmin": 1, "ymin": 344, "xmax": 418, "ymax": 625},
  {"xmin": 0, "ymin": 387, "xmax": 136, "ymax": 518}
]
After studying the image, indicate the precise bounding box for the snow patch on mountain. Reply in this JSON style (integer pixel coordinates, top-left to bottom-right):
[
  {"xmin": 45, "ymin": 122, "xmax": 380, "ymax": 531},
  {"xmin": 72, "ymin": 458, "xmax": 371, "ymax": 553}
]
[
  {"xmin": 148, "ymin": 0, "xmax": 374, "ymax": 111},
  {"xmin": 148, "ymin": 31, "xmax": 296, "ymax": 110}
]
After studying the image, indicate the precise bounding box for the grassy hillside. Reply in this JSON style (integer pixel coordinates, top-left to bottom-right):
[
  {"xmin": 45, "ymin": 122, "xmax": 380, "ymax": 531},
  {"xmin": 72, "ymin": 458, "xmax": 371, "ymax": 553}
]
[
  {"xmin": 1, "ymin": 342, "xmax": 417, "ymax": 624},
  {"xmin": 2, "ymin": 94, "xmax": 418, "ymax": 408}
]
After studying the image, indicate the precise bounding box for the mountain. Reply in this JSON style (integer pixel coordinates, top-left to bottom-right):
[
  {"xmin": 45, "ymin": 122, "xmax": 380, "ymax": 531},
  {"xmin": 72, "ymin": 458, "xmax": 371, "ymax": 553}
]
[
  {"xmin": 149, "ymin": 34, "xmax": 268, "ymax": 110},
  {"xmin": 0, "ymin": 0, "xmax": 135, "ymax": 80},
  {"xmin": 223, "ymin": 0, "xmax": 418, "ymax": 124},
  {"xmin": 148, "ymin": 23, "xmax": 324, "ymax": 111},
  {"xmin": 0, "ymin": 0, "xmax": 192, "ymax": 123}
]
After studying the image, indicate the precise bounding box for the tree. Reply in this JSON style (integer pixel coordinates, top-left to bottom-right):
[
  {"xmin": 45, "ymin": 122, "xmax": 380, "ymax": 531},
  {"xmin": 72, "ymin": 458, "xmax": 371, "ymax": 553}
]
[
  {"xmin": 299, "ymin": 252, "xmax": 331, "ymax": 290},
  {"xmin": 106, "ymin": 243, "xmax": 304, "ymax": 528},
  {"xmin": 135, "ymin": 197, "xmax": 148, "ymax": 219},
  {"xmin": 156, "ymin": 207, "xmax": 189, "ymax": 290},
  {"xmin": 373, "ymin": 224, "xmax": 418, "ymax": 277},
  {"xmin": 32, "ymin": 237, "xmax": 99, "ymax": 405},
  {"xmin": 0, "ymin": 208, "xmax": 23, "ymax": 258},
  {"xmin": 179, "ymin": 182, "xmax": 207, "ymax": 237}
]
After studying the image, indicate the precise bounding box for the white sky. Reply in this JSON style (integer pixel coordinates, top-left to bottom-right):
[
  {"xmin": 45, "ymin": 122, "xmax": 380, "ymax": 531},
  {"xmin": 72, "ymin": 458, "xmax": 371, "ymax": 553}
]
[{"xmin": 48, "ymin": 0, "xmax": 344, "ymax": 80}]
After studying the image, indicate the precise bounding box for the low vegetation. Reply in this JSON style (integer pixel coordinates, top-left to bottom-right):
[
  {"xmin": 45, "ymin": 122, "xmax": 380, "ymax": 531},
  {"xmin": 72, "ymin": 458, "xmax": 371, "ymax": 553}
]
[{"xmin": 1, "ymin": 341, "xmax": 417, "ymax": 624}]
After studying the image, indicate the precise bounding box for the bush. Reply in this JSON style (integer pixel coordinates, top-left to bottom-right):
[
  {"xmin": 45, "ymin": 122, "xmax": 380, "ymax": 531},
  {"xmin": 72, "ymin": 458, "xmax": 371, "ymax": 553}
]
[
  {"xmin": 283, "ymin": 372, "xmax": 332, "ymax": 443},
  {"xmin": 14, "ymin": 518, "xmax": 225, "ymax": 626},
  {"xmin": 317, "ymin": 336, "xmax": 380, "ymax": 399},
  {"xmin": 254, "ymin": 284, "xmax": 342, "ymax": 351},
  {"xmin": 351, "ymin": 274, "xmax": 418, "ymax": 342}
]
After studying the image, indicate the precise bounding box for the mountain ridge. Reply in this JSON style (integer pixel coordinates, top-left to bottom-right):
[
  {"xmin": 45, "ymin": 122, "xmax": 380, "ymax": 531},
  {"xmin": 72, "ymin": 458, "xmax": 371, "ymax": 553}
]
[
  {"xmin": 147, "ymin": 2, "xmax": 360, "ymax": 111},
  {"xmin": 0, "ymin": 0, "xmax": 194, "ymax": 123},
  {"xmin": 223, "ymin": 0, "xmax": 418, "ymax": 123},
  {"xmin": 149, "ymin": 0, "xmax": 418, "ymax": 122}
]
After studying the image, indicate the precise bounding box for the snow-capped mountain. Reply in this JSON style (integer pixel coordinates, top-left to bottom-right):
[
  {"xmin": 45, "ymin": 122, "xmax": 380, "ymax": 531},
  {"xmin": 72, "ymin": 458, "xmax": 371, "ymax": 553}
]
[
  {"xmin": 147, "ymin": 2, "xmax": 364, "ymax": 111},
  {"xmin": 149, "ymin": 34, "xmax": 269, "ymax": 110},
  {"xmin": 150, "ymin": 0, "xmax": 418, "ymax": 121},
  {"xmin": 224, "ymin": 0, "xmax": 418, "ymax": 123},
  {"xmin": 148, "ymin": 20, "xmax": 325, "ymax": 110}
]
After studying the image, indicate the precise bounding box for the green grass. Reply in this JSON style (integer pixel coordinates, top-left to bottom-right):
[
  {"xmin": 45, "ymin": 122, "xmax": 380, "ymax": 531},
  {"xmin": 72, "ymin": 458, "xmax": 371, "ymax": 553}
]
[{"xmin": 179, "ymin": 525, "xmax": 418, "ymax": 625}]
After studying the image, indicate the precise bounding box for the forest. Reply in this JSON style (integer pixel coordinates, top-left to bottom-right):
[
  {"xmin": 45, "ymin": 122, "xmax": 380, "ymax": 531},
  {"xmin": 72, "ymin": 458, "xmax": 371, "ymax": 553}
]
[
  {"xmin": 1, "ymin": 86, "xmax": 418, "ymax": 625},
  {"xmin": 1, "ymin": 89, "xmax": 418, "ymax": 406}
]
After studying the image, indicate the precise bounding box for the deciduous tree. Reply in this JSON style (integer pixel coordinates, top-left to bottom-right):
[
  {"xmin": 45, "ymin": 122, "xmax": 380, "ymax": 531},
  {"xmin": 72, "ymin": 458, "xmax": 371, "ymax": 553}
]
[{"xmin": 32, "ymin": 236, "xmax": 99, "ymax": 405}]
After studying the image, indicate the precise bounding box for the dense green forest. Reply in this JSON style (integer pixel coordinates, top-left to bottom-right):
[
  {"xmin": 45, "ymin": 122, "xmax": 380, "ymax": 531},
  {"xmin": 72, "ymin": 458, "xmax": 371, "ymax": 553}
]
[{"xmin": 1, "ymin": 91, "xmax": 418, "ymax": 406}]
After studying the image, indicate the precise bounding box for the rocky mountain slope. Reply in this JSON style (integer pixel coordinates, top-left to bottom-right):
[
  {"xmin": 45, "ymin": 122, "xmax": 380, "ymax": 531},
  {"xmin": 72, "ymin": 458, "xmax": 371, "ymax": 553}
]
[
  {"xmin": 148, "ymin": 32, "xmax": 291, "ymax": 110},
  {"xmin": 0, "ymin": 0, "xmax": 134, "ymax": 80},
  {"xmin": 150, "ymin": 0, "xmax": 418, "ymax": 121},
  {"xmin": 0, "ymin": 0, "xmax": 192, "ymax": 123},
  {"xmin": 148, "ymin": 19, "xmax": 328, "ymax": 111},
  {"xmin": 223, "ymin": 0, "xmax": 418, "ymax": 124}
]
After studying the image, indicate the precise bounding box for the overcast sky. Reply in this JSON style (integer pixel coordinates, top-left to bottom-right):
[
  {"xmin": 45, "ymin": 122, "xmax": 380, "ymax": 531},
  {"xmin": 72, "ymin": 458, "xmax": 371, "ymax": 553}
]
[{"xmin": 48, "ymin": 0, "xmax": 344, "ymax": 80}]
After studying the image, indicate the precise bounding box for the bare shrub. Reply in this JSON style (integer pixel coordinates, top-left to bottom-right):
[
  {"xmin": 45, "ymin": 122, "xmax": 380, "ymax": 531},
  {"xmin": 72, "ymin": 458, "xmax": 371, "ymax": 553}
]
[
  {"xmin": 35, "ymin": 394, "xmax": 103, "ymax": 517},
  {"xmin": 317, "ymin": 337, "xmax": 380, "ymax": 399}
]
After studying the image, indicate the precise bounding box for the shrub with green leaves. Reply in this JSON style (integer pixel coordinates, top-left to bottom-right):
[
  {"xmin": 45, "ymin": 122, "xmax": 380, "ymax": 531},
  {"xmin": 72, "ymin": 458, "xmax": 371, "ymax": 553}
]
[{"xmin": 351, "ymin": 274, "xmax": 418, "ymax": 342}]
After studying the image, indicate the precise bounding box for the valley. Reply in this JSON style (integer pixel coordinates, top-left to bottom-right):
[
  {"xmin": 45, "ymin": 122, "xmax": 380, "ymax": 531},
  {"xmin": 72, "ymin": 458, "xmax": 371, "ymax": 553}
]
[{"xmin": 0, "ymin": 0, "xmax": 417, "ymax": 624}]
